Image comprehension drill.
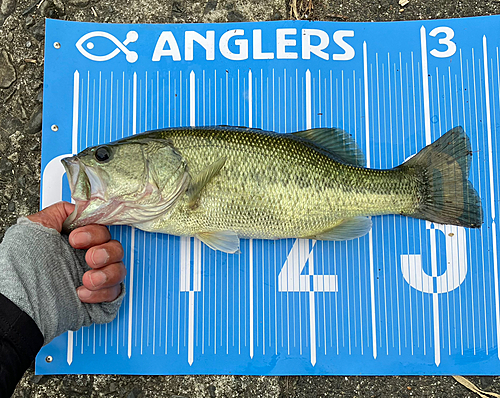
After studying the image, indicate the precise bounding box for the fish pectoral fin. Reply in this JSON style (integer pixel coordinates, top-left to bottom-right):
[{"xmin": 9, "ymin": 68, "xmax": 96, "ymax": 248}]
[
  {"xmin": 187, "ymin": 157, "xmax": 227, "ymax": 208},
  {"xmin": 291, "ymin": 128, "xmax": 366, "ymax": 167},
  {"xmin": 196, "ymin": 230, "xmax": 240, "ymax": 253},
  {"xmin": 308, "ymin": 217, "xmax": 372, "ymax": 241}
]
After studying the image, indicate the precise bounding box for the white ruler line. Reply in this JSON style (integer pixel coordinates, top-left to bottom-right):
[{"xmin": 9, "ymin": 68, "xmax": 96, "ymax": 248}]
[
  {"xmin": 118, "ymin": 227, "xmax": 123, "ymax": 354},
  {"xmin": 79, "ymin": 75, "xmax": 84, "ymax": 150},
  {"xmin": 97, "ymin": 72, "xmax": 102, "ymax": 144},
  {"xmin": 249, "ymin": 239, "xmax": 254, "ymax": 358},
  {"xmin": 203, "ymin": 242, "xmax": 206, "ymax": 355},
  {"xmin": 144, "ymin": 71, "xmax": 148, "ymax": 131},
  {"xmin": 261, "ymin": 69, "xmax": 265, "ymax": 129},
  {"xmin": 190, "ymin": 71, "xmax": 195, "ymax": 126},
  {"xmin": 376, "ymin": 54, "xmax": 388, "ymax": 353},
  {"xmin": 152, "ymin": 235, "xmax": 158, "ymax": 354},
  {"xmin": 308, "ymin": 241, "xmax": 317, "ymax": 366},
  {"xmin": 249, "ymin": 69, "xmax": 253, "ymax": 127},
  {"xmin": 274, "ymin": 243, "xmax": 278, "ymax": 355},
  {"xmin": 355, "ymin": 75, "xmax": 364, "ymax": 356},
  {"xmin": 127, "ymin": 228, "xmax": 136, "ymax": 358},
  {"xmin": 150, "ymin": 78, "xmax": 153, "ymax": 130},
  {"xmin": 483, "ymin": 37, "xmax": 496, "ymax": 220},
  {"xmin": 404, "ymin": 59, "xmax": 415, "ymax": 355},
  {"xmin": 225, "ymin": 70, "xmax": 228, "ymax": 123},
  {"xmin": 214, "ymin": 70, "xmax": 217, "ymax": 125},
  {"xmin": 140, "ymin": 233, "xmax": 146, "ymax": 355},
  {"xmin": 156, "ymin": 71, "xmax": 160, "ymax": 129},
  {"xmin": 457, "ymin": 56, "xmax": 466, "ymax": 353},
  {"xmin": 202, "ymin": 71, "xmax": 206, "ymax": 126},
  {"xmin": 188, "ymin": 288, "xmax": 195, "ymax": 365},
  {"xmin": 284, "ymin": 69, "xmax": 288, "ymax": 132},
  {"xmin": 420, "ymin": 28, "xmax": 432, "ymax": 142},
  {"xmin": 461, "ymin": 50, "xmax": 475, "ymax": 353},
  {"xmin": 262, "ymin": 244, "xmax": 265, "ymax": 355},
  {"xmin": 179, "ymin": 236, "xmax": 193, "ymax": 362},
  {"xmin": 122, "ymin": 72, "xmax": 125, "ymax": 138},
  {"xmin": 127, "ymin": 73, "xmax": 138, "ymax": 359},
  {"xmin": 420, "ymin": 25, "xmax": 441, "ymax": 367},
  {"xmin": 165, "ymin": 238, "xmax": 170, "ymax": 355},
  {"xmin": 213, "ymin": 243, "xmax": 217, "ymax": 354},
  {"xmin": 483, "ymin": 36, "xmax": 500, "ymax": 359},
  {"xmin": 345, "ymin": 245, "xmax": 352, "ymax": 355},
  {"xmin": 66, "ymin": 69, "xmax": 80, "ymax": 366},
  {"xmin": 446, "ymin": 70, "xmax": 454, "ymax": 355},
  {"xmin": 399, "ymin": 54, "xmax": 410, "ymax": 352},
  {"xmin": 110, "ymin": 71, "xmax": 113, "ymax": 142},
  {"xmin": 471, "ymin": 49, "xmax": 488, "ymax": 353},
  {"xmin": 85, "ymin": 71, "xmax": 89, "ymax": 148},
  {"xmin": 306, "ymin": 70, "xmax": 311, "ymax": 129},
  {"xmin": 363, "ymin": 41, "xmax": 377, "ymax": 360},
  {"xmin": 132, "ymin": 73, "xmax": 137, "ymax": 135},
  {"xmin": 71, "ymin": 71, "xmax": 79, "ymax": 155},
  {"xmin": 304, "ymin": 69, "xmax": 317, "ymax": 365}
]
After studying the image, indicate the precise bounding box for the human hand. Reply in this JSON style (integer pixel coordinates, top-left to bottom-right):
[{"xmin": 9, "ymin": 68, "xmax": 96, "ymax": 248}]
[
  {"xmin": 0, "ymin": 201, "xmax": 126, "ymax": 343},
  {"xmin": 27, "ymin": 202, "xmax": 126, "ymax": 303}
]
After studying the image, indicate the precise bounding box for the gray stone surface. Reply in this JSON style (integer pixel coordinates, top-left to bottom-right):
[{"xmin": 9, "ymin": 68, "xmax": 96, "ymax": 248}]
[
  {"xmin": 0, "ymin": 0, "xmax": 499, "ymax": 396},
  {"xmin": 0, "ymin": 0, "xmax": 17, "ymax": 19},
  {"xmin": 0, "ymin": 49, "xmax": 16, "ymax": 88}
]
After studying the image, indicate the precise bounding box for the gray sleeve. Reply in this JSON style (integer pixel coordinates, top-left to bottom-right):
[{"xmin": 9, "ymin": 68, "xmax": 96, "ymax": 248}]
[{"xmin": 0, "ymin": 217, "xmax": 125, "ymax": 345}]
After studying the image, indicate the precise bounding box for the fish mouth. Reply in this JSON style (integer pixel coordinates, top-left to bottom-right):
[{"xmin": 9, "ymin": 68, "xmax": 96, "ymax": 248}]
[{"xmin": 61, "ymin": 156, "xmax": 107, "ymax": 232}]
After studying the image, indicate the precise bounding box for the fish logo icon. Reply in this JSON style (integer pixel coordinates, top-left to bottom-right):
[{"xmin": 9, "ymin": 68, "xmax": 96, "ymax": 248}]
[{"xmin": 75, "ymin": 31, "xmax": 139, "ymax": 63}]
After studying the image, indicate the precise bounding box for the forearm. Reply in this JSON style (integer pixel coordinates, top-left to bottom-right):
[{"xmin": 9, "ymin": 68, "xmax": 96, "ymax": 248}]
[{"xmin": 0, "ymin": 293, "xmax": 43, "ymax": 397}]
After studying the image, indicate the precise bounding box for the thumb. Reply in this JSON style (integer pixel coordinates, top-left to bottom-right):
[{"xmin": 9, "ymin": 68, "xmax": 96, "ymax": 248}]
[{"xmin": 27, "ymin": 202, "xmax": 75, "ymax": 233}]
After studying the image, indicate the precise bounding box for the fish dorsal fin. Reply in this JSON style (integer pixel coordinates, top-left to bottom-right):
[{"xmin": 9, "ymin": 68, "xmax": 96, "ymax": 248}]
[
  {"xmin": 187, "ymin": 157, "xmax": 227, "ymax": 208},
  {"xmin": 292, "ymin": 128, "xmax": 366, "ymax": 167},
  {"xmin": 307, "ymin": 217, "xmax": 372, "ymax": 241},
  {"xmin": 197, "ymin": 231, "xmax": 240, "ymax": 253}
]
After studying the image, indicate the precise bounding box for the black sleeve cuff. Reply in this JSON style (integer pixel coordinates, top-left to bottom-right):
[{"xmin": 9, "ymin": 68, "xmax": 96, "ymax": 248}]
[{"xmin": 0, "ymin": 292, "xmax": 44, "ymax": 397}]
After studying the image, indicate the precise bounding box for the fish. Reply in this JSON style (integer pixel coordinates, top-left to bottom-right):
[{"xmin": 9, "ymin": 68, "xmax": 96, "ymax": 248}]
[{"xmin": 61, "ymin": 125, "xmax": 483, "ymax": 253}]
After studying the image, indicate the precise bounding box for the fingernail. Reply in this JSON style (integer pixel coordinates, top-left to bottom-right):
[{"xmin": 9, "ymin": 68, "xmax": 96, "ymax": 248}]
[
  {"xmin": 91, "ymin": 249, "xmax": 109, "ymax": 266},
  {"xmin": 89, "ymin": 271, "xmax": 107, "ymax": 288},
  {"xmin": 77, "ymin": 287, "xmax": 92, "ymax": 300},
  {"xmin": 72, "ymin": 231, "xmax": 91, "ymax": 247}
]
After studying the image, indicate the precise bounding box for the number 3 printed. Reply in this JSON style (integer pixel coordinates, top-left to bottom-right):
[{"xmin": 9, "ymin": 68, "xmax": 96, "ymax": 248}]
[{"xmin": 429, "ymin": 26, "xmax": 456, "ymax": 58}]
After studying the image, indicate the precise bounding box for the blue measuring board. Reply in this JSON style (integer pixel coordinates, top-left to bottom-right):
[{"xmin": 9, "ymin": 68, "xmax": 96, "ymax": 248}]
[{"xmin": 38, "ymin": 17, "xmax": 500, "ymax": 375}]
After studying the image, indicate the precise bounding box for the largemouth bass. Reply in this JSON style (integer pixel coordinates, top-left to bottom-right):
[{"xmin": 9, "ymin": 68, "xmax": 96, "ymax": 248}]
[{"xmin": 62, "ymin": 126, "xmax": 483, "ymax": 253}]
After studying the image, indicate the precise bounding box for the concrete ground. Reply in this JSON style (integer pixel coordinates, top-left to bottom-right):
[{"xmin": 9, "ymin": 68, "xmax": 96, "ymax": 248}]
[{"xmin": 1, "ymin": 0, "xmax": 500, "ymax": 396}]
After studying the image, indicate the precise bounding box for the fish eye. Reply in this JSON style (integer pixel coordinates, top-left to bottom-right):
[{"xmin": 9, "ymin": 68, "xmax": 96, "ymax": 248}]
[{"xmin": 95, "ymin": 146, "xmax": 112, "ymax": 163}]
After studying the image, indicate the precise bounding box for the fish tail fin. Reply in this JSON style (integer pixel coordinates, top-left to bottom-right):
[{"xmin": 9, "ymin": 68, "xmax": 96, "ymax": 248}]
[{"xmin": 398, "ymin": 126, "xmax": 483, "ymax": 228}]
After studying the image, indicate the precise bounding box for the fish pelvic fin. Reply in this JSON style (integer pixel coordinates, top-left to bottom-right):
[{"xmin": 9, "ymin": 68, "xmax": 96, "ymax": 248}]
[
  {"xmin": 398, "ymin": 126, "xmax": 483, "ymax": 228},
  {"xmin": 196, "ymin": 230, "xmax": 240, "ymax": 253}
]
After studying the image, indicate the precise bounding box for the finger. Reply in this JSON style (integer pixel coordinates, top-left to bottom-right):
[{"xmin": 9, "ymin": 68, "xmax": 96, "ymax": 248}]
[
  {"xmin": 69, "ymin": 224, "xmax": 112, "ymax": 249},
  {"xmin": 85, "ymin": 240, "xmax": 124, "ymax": 269},
  {"xmin": 82, "ymin": 261, "xmax": 127, "ymax": 291},
  {"xmin": 27, "ymin": 202, "xmax": 75, "ymax": 233},
  {"xmin": 77, "ymin": 284, "xmax": 122, "ymax": 304}
]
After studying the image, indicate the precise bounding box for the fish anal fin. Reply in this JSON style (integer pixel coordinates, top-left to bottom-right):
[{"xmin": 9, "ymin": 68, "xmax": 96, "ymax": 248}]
[
  {"xmin": 187, "ymin": 157, "xmax": 226, "ymax": 209},
  {"xmin": 308, "ymin": 217, "xmax": 372, "ymax": 241},
  {"xmin": 197, "ymin": 230, "xmax": 240, "ymax": 254},
  {"xmin": 292, "ymin": 128, "xmax": 366, "ymax": 167}
]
